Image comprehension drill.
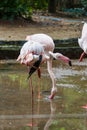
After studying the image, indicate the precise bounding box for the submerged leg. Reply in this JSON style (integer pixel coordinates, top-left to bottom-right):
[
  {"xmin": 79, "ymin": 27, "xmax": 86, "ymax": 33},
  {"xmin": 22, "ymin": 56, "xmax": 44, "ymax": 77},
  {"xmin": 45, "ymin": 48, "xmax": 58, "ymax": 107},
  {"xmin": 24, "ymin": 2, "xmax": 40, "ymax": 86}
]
[{"xmin": 47, "ymin": 60, "xmax": 57, "ymax": 99}]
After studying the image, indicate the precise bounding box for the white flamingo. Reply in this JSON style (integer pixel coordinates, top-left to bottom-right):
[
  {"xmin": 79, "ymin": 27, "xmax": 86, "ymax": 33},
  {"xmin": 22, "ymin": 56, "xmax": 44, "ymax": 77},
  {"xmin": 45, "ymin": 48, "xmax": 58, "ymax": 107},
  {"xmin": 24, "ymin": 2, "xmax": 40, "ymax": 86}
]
[
  {"xmin": 78, "ymin": 22, "xmax": 87, "ymax": 61},
  {"xmin": 17, "ymin": 33, "xmax": 72, "ymax": 99}
]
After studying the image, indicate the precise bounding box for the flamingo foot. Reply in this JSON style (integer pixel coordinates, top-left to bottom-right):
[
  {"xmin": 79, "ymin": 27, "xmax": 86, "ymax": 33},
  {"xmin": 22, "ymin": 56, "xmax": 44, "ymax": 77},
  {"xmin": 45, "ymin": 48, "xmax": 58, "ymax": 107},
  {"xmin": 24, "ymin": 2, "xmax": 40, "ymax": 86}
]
[{"xmin": 49, "ymin": 93, "xmax": 55, "ymax": 99}]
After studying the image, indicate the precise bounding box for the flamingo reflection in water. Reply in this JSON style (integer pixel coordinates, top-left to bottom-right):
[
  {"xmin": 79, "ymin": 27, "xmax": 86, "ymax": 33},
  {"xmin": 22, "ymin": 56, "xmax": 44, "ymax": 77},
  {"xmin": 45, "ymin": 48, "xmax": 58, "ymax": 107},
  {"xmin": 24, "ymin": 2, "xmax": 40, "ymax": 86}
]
[
  {"xmin": 44, "ymin": 100, "xmax": 56, "ymax": 130},
  {"xmin": 17, "ymin": 33, "xmax": 72, "ymax": 99}
]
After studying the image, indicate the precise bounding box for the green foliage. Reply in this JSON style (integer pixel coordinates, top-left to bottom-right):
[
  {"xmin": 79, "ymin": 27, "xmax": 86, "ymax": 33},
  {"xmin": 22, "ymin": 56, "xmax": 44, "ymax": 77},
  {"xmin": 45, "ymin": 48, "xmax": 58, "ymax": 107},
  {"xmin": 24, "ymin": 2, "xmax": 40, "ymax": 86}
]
[
  {"xmin": 0, "ymin": 0, "xmax": 48, "ymax": 21},
  {"xmin": 81, "ymin": 0, "xmax": 87, "ymax": 10},
  {"xmin": 33, "ymin": 0, "xmax": 48, "ymax": 9},
  {"xmin": 64, "ymin": 8, "xmax": 85, "ymax": 17},
  {"xmin": 62, "ymin": 0, "xmax": 87, "ymax": 17},
  {"xmin": 0, "ymin": 0, "xmax": 32, "ymax": 20}
]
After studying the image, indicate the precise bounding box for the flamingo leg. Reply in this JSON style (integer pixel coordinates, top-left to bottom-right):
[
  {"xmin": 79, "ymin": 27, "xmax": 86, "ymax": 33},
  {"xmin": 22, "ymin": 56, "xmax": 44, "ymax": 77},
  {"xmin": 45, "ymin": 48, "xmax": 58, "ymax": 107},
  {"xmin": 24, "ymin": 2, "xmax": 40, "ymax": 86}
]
[
  {"xmin": 47, "ymin": 60, "xmax": 57, "ymax": 99},
  {"xmin": 37, "ymin": 67, "xmax": 41, "ymax": 78},
  {"xmin": 79, "ymin": 52, "xmax": 86, "ymax": 62}
]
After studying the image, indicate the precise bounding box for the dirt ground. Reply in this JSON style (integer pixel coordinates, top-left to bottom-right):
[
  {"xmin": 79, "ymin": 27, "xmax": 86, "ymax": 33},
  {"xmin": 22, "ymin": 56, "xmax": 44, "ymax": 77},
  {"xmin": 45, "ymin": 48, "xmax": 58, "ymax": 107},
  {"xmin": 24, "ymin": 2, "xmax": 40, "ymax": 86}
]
[{"xmin": 0, "ymin": 13, "xmax": 84, "ymax": 41}]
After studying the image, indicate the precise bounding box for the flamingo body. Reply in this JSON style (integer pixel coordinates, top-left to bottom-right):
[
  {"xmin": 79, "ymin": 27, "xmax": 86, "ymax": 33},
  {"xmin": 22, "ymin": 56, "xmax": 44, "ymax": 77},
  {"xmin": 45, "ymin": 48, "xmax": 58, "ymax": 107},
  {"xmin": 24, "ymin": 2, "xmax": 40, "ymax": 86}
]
[
  {"xmin": 26, "ymin": 34, "xmax": 54, "ymax": 52},
  {"xmin": 78, "ymin": 22, "xmax": 87, "ymax": 61},
  {"xmin": 17, "ymin": 33, "xmax": 72, "ymax": 99}
]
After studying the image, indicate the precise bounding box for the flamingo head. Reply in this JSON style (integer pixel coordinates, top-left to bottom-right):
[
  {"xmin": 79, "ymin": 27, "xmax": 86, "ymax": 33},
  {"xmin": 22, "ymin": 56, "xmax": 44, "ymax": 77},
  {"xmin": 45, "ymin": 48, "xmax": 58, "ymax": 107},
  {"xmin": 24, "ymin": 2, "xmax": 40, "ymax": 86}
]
[
  {"xmin": 49, "ymin": 51, "xmax": 72, "ymax": 66},
  {"xmin": 58, "ymin": 54, "xmax": 72, "ymax": 66},
  {"xmin": 17, "ymin": 52, "xmax": 50, "ymax": 79},
  {"xmin": 17, "ymin": 53, "xmax": 43, "ymax": 78}
]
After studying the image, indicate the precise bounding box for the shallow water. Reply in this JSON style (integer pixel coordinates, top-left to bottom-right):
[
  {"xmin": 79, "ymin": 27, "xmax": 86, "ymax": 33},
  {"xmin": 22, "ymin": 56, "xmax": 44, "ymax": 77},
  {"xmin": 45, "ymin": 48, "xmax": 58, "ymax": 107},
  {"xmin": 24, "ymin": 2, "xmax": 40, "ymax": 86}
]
[{"xmin": 0, "ymin": 59, "xmax": 87, "ymax": 130}]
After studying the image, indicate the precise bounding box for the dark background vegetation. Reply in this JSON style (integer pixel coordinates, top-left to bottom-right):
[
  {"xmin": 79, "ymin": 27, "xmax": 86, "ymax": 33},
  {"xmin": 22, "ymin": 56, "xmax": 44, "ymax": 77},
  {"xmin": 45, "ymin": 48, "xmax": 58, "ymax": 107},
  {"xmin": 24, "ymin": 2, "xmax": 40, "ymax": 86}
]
[{"xmin": 0, "ymin": 0, "xmax": 87, "ymax": 21}]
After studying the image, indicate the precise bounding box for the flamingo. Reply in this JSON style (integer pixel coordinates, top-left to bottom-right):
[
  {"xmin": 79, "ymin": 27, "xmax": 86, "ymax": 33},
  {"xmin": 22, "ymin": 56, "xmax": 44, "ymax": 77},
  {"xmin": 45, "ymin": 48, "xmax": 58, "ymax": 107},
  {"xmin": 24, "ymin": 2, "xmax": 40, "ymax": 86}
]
[
  {"xmin": 17, "ymin": 33, "xmax": 72, "ymax": 99},
  {"xmin": 78, "ymin": 22, "xmax": 87, "ymax": 61}
]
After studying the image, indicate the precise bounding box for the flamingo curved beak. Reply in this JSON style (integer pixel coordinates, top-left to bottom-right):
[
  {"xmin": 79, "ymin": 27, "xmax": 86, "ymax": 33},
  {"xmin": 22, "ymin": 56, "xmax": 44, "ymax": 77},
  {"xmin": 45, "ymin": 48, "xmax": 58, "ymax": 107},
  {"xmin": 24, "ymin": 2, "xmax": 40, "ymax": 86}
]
[{"xmin": 59, "ymin": 55, "xmax": 72, "ymax": 66}]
